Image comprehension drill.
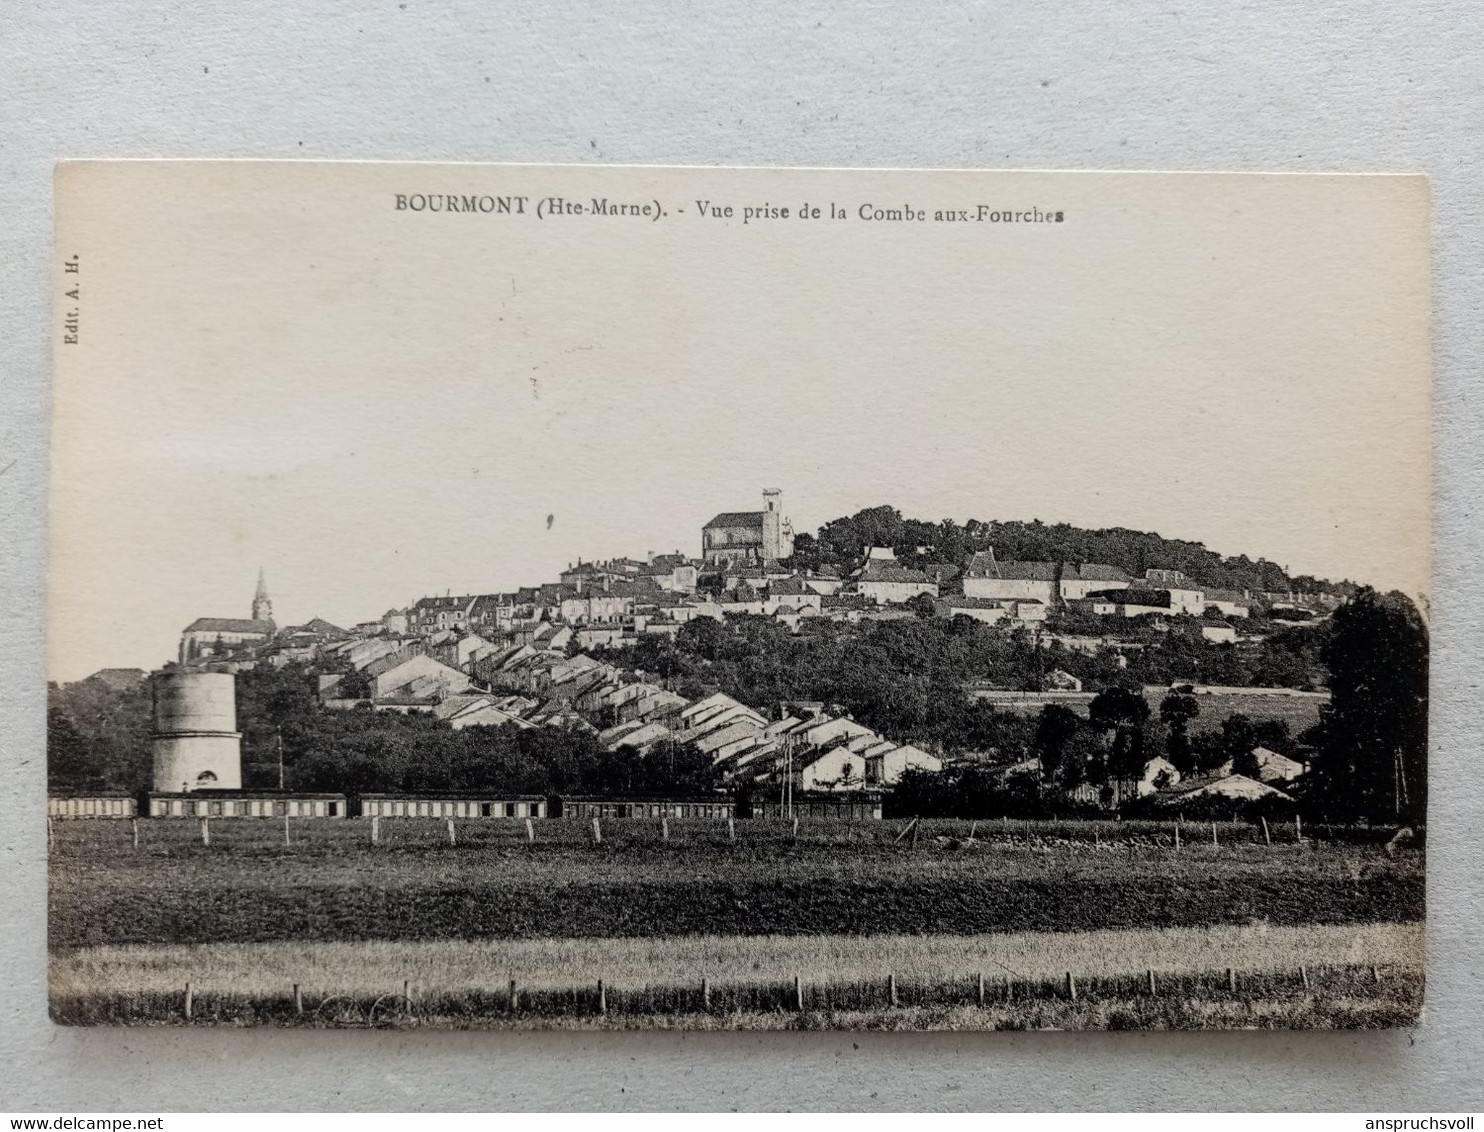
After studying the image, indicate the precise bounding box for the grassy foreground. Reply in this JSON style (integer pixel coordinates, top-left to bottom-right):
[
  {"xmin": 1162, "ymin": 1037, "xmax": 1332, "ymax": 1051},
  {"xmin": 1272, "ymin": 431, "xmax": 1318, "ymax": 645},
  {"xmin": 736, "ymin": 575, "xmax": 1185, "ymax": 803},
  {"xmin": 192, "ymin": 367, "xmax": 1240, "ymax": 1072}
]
[
  {"xmin": 49, "ymin": 819, "xmax": 1424, "ymax": 1029},
  {"xmin": 51, "ymin": 921, "xmax": 1423, "ymax": 996},
  {"xmin": 50, "ymin": 963, "xmax": 1421, "ymax": 1030}
]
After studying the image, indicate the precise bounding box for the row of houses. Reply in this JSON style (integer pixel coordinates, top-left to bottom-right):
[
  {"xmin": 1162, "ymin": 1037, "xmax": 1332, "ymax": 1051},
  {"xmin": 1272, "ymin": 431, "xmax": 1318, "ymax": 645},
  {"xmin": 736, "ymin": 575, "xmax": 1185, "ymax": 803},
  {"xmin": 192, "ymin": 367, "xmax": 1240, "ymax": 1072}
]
[
  {"xmin": 994, "ymin": 742, "xmax": 1309, "ymax": 811},
  {"xmin": 302, "ymin": 622, "xmax": 942, "ymax": 794},
  {"xmin": 466, "ymin": 645, "xmax": 946, "ymax": 791}
]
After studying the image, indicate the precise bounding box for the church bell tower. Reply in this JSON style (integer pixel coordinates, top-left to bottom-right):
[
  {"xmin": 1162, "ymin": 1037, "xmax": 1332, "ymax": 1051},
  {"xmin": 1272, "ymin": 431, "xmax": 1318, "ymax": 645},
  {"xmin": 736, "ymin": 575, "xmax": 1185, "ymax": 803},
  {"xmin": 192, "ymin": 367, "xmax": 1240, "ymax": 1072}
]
[{"xmin": 251, "ymin": 567, "xmax": 274, "ymax": 624}]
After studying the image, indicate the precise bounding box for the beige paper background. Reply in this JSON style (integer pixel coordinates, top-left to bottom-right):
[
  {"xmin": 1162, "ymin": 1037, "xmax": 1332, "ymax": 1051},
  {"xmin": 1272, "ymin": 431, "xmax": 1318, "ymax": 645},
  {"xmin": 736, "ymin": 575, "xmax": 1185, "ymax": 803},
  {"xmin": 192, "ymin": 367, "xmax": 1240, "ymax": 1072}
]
[{"xmin": 50, "ymin": 162, "xmax": 1430, "ymax": 682}]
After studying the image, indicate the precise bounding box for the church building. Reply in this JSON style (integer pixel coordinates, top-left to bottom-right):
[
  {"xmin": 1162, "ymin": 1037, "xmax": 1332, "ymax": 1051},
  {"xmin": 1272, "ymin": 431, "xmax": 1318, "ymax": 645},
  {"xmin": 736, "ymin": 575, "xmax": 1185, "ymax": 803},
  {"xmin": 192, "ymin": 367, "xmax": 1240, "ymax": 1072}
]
[
  {"xmin": 178, "ymin": 568, "xmax": 277, "ymax": 662},
  {"xmin": 701, "ymin": 489, "xmax": 795, "ymax": 568}
]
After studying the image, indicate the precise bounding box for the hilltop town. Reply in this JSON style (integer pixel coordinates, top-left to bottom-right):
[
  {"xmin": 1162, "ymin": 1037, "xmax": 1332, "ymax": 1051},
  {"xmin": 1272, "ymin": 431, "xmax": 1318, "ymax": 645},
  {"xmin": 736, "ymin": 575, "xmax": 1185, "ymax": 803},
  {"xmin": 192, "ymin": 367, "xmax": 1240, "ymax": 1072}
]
[{"xmin": 48, "ymin": 489, "xmax": 1414, "ymax": 823}]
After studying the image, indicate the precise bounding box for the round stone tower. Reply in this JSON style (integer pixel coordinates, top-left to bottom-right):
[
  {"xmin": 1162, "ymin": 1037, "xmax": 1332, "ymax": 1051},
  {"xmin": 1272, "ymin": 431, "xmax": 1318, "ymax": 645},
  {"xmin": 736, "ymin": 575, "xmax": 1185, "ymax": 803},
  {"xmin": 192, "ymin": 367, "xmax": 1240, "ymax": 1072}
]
[{"xmin": 151, "ymin": 670, "xmax": 243, "ymax": 792}]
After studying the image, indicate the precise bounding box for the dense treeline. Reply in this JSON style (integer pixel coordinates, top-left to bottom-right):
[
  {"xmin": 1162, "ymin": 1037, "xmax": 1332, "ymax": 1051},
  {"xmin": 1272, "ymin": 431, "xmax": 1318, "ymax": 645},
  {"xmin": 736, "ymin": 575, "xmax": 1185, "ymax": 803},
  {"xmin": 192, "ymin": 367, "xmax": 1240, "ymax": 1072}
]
[
  {"xmin": 46, "ymin": 679, "xmax": 153, "ymax": 793},
  {"xmin": 622, "ymin": 615, "xmax": 1040, "ymax": 753},
  {"xmin": 1304, "ymin": 589, "xmax": 1428, "ymax": 824},
  {"xmin": 47, "ymin": 664, "xmax": 720, "ymax": 798},
  {"xmin": 786, "ymin": 505, "xmax": 1352, "ymax": 597},
  {"xmin": 883, "ymin": 588, "xmax": 1428, "ymax": 824},
  {"xmin": 615, "ymin": 611, "xmax": 1328, "ymax": 749}
]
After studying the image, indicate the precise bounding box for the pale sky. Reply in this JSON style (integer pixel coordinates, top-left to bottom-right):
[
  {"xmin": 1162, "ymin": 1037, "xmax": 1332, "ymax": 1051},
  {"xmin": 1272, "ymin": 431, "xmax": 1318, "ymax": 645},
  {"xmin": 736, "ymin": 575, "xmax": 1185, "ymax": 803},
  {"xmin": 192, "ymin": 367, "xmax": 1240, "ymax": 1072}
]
[{"xmin": 49, "ymin": 163, "xmax": 1431, "ymax": 681}]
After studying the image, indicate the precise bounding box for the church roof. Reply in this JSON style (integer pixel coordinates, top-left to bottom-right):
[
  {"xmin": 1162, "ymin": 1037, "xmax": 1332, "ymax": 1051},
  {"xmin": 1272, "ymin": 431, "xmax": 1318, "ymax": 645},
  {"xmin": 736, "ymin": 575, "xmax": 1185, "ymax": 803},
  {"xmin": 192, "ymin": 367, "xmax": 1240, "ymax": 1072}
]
[
  {"xmin": 703, "ymin": 510, "xmax": 766, "ymax": 529},
  {"xmin": 183, "ymin": 617, "xmax": 275, "ymax": 634}
]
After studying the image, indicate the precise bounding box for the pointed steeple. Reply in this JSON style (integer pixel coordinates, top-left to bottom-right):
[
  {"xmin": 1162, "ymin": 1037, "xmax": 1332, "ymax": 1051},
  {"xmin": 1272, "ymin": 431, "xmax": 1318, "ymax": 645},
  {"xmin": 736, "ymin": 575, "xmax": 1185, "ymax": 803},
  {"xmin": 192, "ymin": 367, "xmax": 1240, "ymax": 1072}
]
[{"xmin": 251, "ymin": 567, "xmax": 274, "ymax": 624}]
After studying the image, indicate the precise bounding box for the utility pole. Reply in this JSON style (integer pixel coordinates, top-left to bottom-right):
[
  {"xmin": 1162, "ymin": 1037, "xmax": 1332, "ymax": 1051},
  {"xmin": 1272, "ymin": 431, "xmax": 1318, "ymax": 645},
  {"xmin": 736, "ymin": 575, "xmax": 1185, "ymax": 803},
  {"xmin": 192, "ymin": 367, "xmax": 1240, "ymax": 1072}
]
[{"xmin": 785, "ymin": 740, "xmax": 795, "ymax": 821}]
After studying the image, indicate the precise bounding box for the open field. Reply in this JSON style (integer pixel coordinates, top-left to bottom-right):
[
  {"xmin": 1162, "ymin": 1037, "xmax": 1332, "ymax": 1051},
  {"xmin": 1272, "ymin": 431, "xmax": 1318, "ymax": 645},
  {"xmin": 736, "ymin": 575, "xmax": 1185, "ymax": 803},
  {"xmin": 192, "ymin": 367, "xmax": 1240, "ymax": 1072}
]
[
  {"xmin": 49, "ymin": 816, "xmax": 1423, "ymax": 1029},
  {"xmin": 970, "ymin": 690, "xmax": 1329, "ymax": 736},
  {"xmin": 51, "ymin": 921, "xmax": 1423, "ymax": 996},
  {"xmin": 1164, "ymin": 691, "xmax": 1329, "ymax": 737},
  {"xmin": 49, "ymin": 819, "xmax": 1424, "ymax": 948}
]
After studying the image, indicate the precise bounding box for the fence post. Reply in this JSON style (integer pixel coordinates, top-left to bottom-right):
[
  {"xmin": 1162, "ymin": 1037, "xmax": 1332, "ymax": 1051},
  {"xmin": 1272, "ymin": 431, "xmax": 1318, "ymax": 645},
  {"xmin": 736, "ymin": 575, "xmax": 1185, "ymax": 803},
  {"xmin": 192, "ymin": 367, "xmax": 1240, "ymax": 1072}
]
[
  {"xmin": 1227, "ymin": 967, "xmax": 1237, "ymax": 994},
  {"xmin": 293, "ymin": 983, "xmax": 303, "ymax": 1016},
  {"xmin": 592, "ymin": 818, "xmax": 602, "ymax": 844},
  {"xmin": 525, "ymin": 817, "xmax": 535, "ymax": 843},
  {"xmin": 1295, "ymin": 814, "xmax": 1303, "ymax": 843},
  {"xmin": 967, "ymin": 820, "xmax": 977, "ymax": 842},
  {"xmin": 1261, "ymin": 817, "xmax": 1271, "ymax": 847},
  {"xmin": 597, "ymin": 978, "xmax": 607, "ymax": 1016},
  {"xmin": 1211, "ymin": 821, "xmax": 1218, "ymax": 849},
  {"xmin": 1174, "ymin": 824, "xmax": 1181, "ymax": 852},
  {"xmin": 888, "ymin": 973, "xmax": 898, "ymax": 1008},
  {"xmin": 1147, "ymin": 969, "xmax": 1156, "ymax": 995},
  {"xmin": 200, "ymin": 818, "xmax": 210, "ymax": 846},
  {"xmin": 1372, "ymin": 965, "xmax": 1381, "ymax": 984},
  {"xmin": 371, "ymin": 815, "xmax": 380, "ymax": 844},
  {"xmin": 794, "ymin": 974, "xmax": 804, "ymax": 1012},
  {"xmin": 184, "ymin": 981, "xmax": 194, "ymax": 1022},
  {"xmin": 1065, "ymin": 972, "xmax": 1077, "ymax": 1001},
  {"xmin": 132, "ymin": 819, "xmax": 140, "ymax": 850},
  {"xmin": 701, "ymin": 977, "xmax": 711, "ymax": 1010},
  {"xmin": 508, "ymin": 978, "xmax": 518, "ymax": 1015},
  {"xmin": 661, "ymin": 818, "xmax": 669, "ymax": 842},
  {"xmin": 283, "ymin": 816, "xmax": 291, "ymax": 847},
  {"xmin": 47, "ymin": 817, "xmax": 54, "ymax": 851},
  {"xmin": 1299, "ymin": 965, "xmax": 1309, "ymax": 989},
  {"xmin": 976, "ymin": 972, "xmax": 985, "ymax": 1007},
  {"xmin": 728, "ymin": 817, "xmax": 736, "ymax": 842},
  {"xmin": 447, "ymin": 818, "xmax": 456, "ymax": 846},
  {"xmin": 791, "ymin": 817, "xmax": 799, "ymax": 841}
]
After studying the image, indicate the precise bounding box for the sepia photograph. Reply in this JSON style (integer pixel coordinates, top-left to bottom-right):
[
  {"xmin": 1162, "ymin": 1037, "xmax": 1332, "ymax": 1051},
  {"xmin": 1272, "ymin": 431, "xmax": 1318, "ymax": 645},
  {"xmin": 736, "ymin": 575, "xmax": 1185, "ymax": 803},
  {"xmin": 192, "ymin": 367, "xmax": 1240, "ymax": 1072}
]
[{"xmin": 46, "ymin": 162, "xmax": 1430, "ymax": 1031}]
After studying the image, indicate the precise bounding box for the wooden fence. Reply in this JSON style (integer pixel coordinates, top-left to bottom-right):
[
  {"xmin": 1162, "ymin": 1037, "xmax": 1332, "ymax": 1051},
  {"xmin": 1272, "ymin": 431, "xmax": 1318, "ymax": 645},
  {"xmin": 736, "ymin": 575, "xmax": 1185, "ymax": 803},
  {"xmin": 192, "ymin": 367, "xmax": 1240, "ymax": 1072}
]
[{"xmin": 51, "ymin": 963, "xmax": 1413, "ymax": 1027}]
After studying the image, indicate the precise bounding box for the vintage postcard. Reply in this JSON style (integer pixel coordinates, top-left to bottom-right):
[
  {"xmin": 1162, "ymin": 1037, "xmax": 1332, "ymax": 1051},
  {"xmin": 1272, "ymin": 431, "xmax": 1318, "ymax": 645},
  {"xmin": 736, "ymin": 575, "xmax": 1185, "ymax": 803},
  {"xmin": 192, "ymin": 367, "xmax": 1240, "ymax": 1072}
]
[{"xmin": 48, "ymin": 163, "xmax": 1429, "ymax": 1030}]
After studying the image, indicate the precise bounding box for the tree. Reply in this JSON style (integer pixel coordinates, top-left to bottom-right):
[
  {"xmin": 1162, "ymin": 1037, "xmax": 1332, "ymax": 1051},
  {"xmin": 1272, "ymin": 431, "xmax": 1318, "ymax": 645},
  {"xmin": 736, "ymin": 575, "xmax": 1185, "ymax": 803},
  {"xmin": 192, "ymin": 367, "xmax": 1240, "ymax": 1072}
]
[
  {"xmin": 47, "ymin": 678, "xmax": 153, "ymax": 791},
  {"xmin": 1232, "ymin": 748, "xmax": 1263, "ymax": 779},
  {"xmin": 1308, "ymin": 589, "xmax": 1428, "ymax": 823},
  {"xmin": 675, "ymin": 616, "xmax": 731, "ymax": 662},
  {"xmin": 1159, "ymin": 692, "xmax": 1200, "ymax": 773},
  {"xmin": 640, "ymin": 740, "xmax": 719, "ymax": 795},
  {"xmin": 907, "ymin": 592, "xmax": 938, "ymax": 618},
  {"xmin": 1219, "ymin": 713, "xmax": 1258, "ymax": 765},
  {"xmin": 47, "ymin": 706, "xmax": 101, "ymax": 786},
  {"xmin": 1253, "ymin": 718, "xmax": 1292, "ymax": 750},
  {"xmin": 1033, "ymin": 704, "xmax": 1080, "ymax": 784},
  {"xmin": 783, "ymin": 532, "xmax": 822, "ymax": 573},
  {"xmin": 1088, "ymin": 685, "xmax": 1151, "ymax": 801}
]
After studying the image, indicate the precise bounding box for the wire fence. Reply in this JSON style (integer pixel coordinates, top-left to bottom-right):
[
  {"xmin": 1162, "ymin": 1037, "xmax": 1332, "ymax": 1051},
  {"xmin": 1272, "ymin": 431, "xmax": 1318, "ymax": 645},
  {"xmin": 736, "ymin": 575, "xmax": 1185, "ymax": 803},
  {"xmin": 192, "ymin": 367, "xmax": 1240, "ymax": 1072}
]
[{"xmin": 46, "ymin": 814, "xmax": 1420, "ymax": 857}]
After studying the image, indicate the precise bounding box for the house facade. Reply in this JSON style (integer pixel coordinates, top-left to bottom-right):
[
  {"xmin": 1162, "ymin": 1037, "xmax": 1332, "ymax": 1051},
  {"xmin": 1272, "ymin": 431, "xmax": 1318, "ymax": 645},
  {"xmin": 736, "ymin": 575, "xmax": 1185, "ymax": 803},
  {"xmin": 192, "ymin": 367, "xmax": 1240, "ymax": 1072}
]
[
  {"xmin": 961, "ymin": 551, "xmax": 1058, "ymax": 604},
  {"xmin": 854, "ymin": 558, "xmax": 938, "ymax": 604},
  {"xmin": 408, "ymin": 595, "xmax": 476, "ymax": 636}
]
